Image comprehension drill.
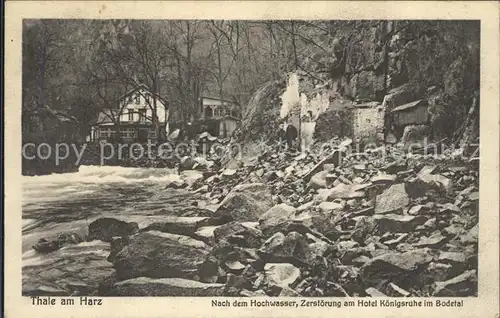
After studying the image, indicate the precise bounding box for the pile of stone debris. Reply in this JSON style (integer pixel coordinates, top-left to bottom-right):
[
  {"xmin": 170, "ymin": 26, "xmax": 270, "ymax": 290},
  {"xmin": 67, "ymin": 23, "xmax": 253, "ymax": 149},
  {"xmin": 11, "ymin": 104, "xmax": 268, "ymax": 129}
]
[
  {"xmin": 29, "ymin": 137, "xmax": 479, "ymax": 297},
  {"xmin": 88, "ymin": 138, "xmax": 479, "ymax": 297}
]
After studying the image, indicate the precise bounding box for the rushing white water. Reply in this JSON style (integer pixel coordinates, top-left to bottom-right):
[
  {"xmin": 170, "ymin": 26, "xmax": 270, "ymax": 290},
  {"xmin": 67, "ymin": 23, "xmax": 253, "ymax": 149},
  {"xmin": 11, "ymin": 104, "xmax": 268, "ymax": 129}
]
[
  {"xmin": 23, "ymin": 165, "xmax": 179, "ymax": 186},
  {"xmin": 22, "ymin": 165, "xmax": 207, "ymax": 295},
  {"xmin": 22, "ymin": 165, "xmax": 197, "ymax": 252}
]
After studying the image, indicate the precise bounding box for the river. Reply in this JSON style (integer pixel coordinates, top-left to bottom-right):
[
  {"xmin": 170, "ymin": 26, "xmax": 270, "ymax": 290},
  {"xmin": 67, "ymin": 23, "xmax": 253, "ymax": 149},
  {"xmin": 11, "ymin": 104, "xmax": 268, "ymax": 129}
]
[{"xmin": 22, "ymin": 165, "xmax": 207, "ymax": 296}]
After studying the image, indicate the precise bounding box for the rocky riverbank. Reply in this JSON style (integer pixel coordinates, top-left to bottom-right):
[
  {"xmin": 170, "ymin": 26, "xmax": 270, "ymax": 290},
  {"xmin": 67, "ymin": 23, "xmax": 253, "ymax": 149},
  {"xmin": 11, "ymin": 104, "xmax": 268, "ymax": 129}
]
[{"xmin": 25, "ymin": 137, "xmax": 479, "ymax": 297}]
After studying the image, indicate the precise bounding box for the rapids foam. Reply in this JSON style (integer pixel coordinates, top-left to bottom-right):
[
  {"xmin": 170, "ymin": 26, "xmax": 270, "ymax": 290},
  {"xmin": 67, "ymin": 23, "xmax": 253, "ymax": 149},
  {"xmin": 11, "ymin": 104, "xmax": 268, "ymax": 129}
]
[{"xmin": 23, "ymin": 165, "xmax": 178, "ymax": 185}]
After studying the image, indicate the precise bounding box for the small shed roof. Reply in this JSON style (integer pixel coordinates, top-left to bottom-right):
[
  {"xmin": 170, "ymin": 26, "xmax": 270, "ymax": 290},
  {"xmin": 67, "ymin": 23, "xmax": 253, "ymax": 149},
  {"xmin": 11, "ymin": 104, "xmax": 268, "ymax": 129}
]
[
  {"xmin": 391, "ymin": 99, "xmax": 426, "ymax": 113},
  {"xmin": 201, "ymin": 95, "xmax": 239, "ymax": 104}
]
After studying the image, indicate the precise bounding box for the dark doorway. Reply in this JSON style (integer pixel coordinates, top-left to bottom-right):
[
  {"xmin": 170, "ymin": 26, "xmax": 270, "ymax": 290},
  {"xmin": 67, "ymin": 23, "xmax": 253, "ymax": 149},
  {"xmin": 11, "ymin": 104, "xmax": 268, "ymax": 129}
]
[{"xmin": 138, "ymin": 129, "xmax": 148, "ymax": 143}]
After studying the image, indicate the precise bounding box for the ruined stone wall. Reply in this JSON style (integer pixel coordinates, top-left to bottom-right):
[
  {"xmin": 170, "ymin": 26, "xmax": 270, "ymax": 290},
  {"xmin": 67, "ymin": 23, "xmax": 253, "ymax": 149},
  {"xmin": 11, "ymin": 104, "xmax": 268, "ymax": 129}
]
[
  {"xmin": 240, "ymin": 21, "xmax": 479, "ymax": 144},
  {"xmin": 352, "ymin": 106, "xmax": 385, "ymax": 142}
]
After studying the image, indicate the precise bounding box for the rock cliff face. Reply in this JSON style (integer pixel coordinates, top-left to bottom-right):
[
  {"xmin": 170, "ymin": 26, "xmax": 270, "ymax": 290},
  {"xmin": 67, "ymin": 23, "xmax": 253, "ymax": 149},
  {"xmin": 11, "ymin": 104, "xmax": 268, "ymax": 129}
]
[{"xmin": 239, "ymin": 20, "xmax": 479, "ymax": 145}]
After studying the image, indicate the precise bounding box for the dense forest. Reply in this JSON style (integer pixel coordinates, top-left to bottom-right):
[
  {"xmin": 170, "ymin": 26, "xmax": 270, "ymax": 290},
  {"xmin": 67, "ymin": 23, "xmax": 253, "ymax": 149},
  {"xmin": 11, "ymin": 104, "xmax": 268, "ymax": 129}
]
[
  {"xmin": 22, "ymin": 20, "xmax": 480, "ymax": 173},
  {"xmin": 23, "ymin": 20, "xmax": 337, "ymax": 132}
]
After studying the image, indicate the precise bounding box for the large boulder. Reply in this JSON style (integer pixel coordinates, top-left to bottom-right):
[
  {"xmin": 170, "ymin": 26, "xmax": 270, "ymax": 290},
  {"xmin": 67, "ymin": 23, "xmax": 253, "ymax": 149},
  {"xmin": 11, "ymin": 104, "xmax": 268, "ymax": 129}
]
[
  {"xmin": 194, "ymin": 225, "xmax": 222, "ymax": 244},
  {"xmin": 180, "ymin": 170, "xmax": 205, "ymax": 187},
  {"xmin": 213, "ymin": 221, "xmax": 262, "ymax": 248},
  {"xmin": 258, "ymin": 204, "xmax": 297, "ymax": 236},
  {"xmin": 373, "ymin": 214, "xmax": 427, "ymax": 234},
  {"xmin": 211, "ymin": 183, "xmax": 274, "ymax": 223},
  {"xmin": 113, "ymin": 231, "xmax": 218, "ymax": 281},
  {"xmin": 316, "ymin": 183, "xmax": 355, "ymax": 201},
  {"xmin": 179, "ymin": 156, "xmax": 196, "ymax": 170},
  {"xmin": 360, "ymin": 248, "xmax": 435, "ymax": 288},
  {"xmin": 257, "ymin": 232, "xmax": 313, "ymax": 266},
  {"xmin": 263, "ymin": 263, "xmax": 301, "ymax": 288},
  {"xmin": 405, "ymin": 174, "xmax": 452, "ymax": 199},
  {"xmin": 108, "ymin": 277, "xmax": 226, "ymax": 296},
  {"xmin": 375, "ymin": 184, "xmax": 410, "ymax": 214},
  {"xmin": 32, "ymin": 232, "xmax": 84, "ymax": 254},
  {"xmin": 23, "ymin": 240, "xmax": 113, "ymax": 297},
  {"xmin": 140, "ymin": 217, "xmax": 211, "ymax": 237},
  {"xmin": 318, "ymin": 201, "xmax": 344, "ymax": 213},
  {"xmin": 107, "ymin": 236, "xmax": 131, "ymax": 262},
  {"xmin": 351, "ymin": 216, "xmax": 377, "ymax": 244},
  {"xmin": 88, "ymin": 218, "xmax": 139, "ymax": 242},
  {"xmin": 308, "ymin": 171, "xmax": 329, "ymax": 189},
  {"xmin": 432, "ymin": 270, "xmax": 477, "ymax": 296},
  {"xmin": 460, "ymin": 223, "xmax": 478, "ymax": 244},
  {"xmin": 291, "ymin": 210, "xmax": 338, "ymax": 238}
]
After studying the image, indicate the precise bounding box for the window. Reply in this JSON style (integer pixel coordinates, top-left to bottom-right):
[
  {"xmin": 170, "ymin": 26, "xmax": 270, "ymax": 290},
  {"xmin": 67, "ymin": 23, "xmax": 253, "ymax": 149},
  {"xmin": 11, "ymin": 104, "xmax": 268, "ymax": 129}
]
[
  {"xmin": 134, "ymin": 94, "xmax": 140, "ymax": 104},
  {"xmin": 138, "ymin": 109, "xmax": 147, "ymax": 122},
  {"xmin": 99, "ymin": 128, "xmax": 108, "ymax": 138},
  {"xmin": 128, "ymin": 110, "xmax": 134, "ymax": 121},
  {"xmin": 120, "ymin": 128, "xmax": 135, "ymax": 138},
  {"xmin": 99, "ymin": 129, "xmax": 108, "ymax": 138},
  {"xmin": 214, "ymin": 107, "xmax": 221, "ymax": 117},
  {"xmin": 99, "ymin": 128, "xmax": 116, "ymax": 139},
  {"xmin": 145, "ymin": 95, "xmax": 151, "ymax": 105}
]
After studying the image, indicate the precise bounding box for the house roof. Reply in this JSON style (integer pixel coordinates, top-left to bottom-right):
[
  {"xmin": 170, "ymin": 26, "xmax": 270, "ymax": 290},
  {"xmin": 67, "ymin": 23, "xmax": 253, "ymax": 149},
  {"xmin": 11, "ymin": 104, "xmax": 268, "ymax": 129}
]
[
  {"xmin": 95, "ymin": 110, "xmax": 114, "ymax": 125},
  {"xmin": 121, "ymin": 84, "xmax": 169, "ymax": 107},
  {"xmin": 391, "ymin": 99, "xmax": 426, "ymax": 113}
]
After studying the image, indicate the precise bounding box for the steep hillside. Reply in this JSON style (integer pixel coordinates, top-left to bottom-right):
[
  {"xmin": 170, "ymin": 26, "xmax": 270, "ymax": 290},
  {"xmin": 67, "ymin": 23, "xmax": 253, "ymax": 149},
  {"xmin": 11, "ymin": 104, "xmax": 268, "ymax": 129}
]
[{"xmin": 239, "ymin": 20, "xmax": 480, "ymax": 145}]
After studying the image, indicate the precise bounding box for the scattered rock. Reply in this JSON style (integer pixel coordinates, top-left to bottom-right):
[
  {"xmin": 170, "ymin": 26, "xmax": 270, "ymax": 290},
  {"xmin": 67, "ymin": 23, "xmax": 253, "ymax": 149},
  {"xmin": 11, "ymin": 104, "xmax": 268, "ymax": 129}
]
[
  {"xmin": 88, "ymin": 218, "xmax": 139, "ymax": 242},
  {"xmin": 414, "ymin": 231, "xmax": 447, "ymax": 248},
  {"xmin": 351, "ymin": 216, "xmax": 377, "ymax": 244},
  {"xmin": 318, "ymin": 201, "xmax": 344, "ymax": 213},
  {"xmin": 263, "ymin": 263, "xmax": 301, "ymax": 287},
  {"xmin": 225, "ymin": 261, "xmax": 246, "ymax": 272},
  {"xmin": 32, "ymin": 239, "xmax": 61, "ymax": 254},
  {"xmin": 213, "ymin": 221, "xmax": 262, "ymax": 248},
  {"xmin": 109, "ymin": 277, "xmax": 226, "ymax": 296},
  {"xmin": 211, "ymin": 183, "xmax": 274, "ymax": 223},
  {"xmin": 317, "ymin": 183, "xmax": 353, "ymax": 201},
  {"xmin": 181, "ymin": 170, "xmax": 205, "ymax": 187},
  {"xmin": 460, "ymin": 224, "xmax": 478, "ymax": 244},
  {"xmin": 375, "ymin": 184, "xmax": 409, "ymax": 214},
  {"xmin": 258, "ymin": 204, "xmax": 296, "ymax": 236},
  {"xmin": 279, "ymin": 287, "xmax": 301, "ymax": 296},
  {"xmin": 406, "ymin": 174, "xmax": 452, "ymax": 198},
  {"xmin": 141, "ymin": 217, "xmax": 210, "ymax": 237},
  {"xmin": 107, "ymin": 236, "xmax": 130, "ymax": 262},
  {"xmin": 113, "ymin": 231, "xmax": 217, "ymax": 281},
  {"xmin": 240, "ymin": 289, "xmax": 267, "ymax": 297},
  {"xmin": 361, "ymin": 248, "xmax": 435, "ymax": 287},
  {"xmin": 432, "ymin": 270, "xmax": 477, "ymax": 296},
  {"xmin": 427, "ymin": 262, "xmax": 452, "ymax": 282},
  {"xmin": 257, "ymin": 232, "xmax": 312, "ymax": 266},
  {"xmin": 373, "ymin": 214, "xmax": 427, "ymax": 234},
  {"xmin": 365, "ymin": 287, "xmax": 387, "ymax": 297},
  {"xmin": 194, "ymin": 225, "xmax": 221, "ymax": 244}
]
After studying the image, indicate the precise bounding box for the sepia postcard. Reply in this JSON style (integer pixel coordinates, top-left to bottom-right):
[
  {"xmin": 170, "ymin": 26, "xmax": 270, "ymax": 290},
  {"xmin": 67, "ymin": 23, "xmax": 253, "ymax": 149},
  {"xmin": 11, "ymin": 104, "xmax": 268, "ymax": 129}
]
[{"xmin": 4, "ymin": 1, "xmax": 499, "ymax": 317}]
